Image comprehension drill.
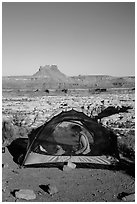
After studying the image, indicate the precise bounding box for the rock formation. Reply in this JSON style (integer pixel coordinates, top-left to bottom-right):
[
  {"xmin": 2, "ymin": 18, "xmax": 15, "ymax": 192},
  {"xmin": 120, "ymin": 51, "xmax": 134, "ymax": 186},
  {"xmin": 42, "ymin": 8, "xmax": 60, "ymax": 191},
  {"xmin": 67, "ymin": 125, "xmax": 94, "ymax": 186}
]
[{"xmin": 32, "ymin": 65, "xmax": 67, "ymax": 82}]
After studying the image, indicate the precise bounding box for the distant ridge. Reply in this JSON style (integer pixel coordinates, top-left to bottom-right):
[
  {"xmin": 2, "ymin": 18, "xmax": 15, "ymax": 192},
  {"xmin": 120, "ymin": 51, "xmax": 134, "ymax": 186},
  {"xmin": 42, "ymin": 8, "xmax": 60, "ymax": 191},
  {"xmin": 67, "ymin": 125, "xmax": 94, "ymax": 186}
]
[{"xmin": 2, "ymin": 64, "xmax": 135, "ymax": 90}]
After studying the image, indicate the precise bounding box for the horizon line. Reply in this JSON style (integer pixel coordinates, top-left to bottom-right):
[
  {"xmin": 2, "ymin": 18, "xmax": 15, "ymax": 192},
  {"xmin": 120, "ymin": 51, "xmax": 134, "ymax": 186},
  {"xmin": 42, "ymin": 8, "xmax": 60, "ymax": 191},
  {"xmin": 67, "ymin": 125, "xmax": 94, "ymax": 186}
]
[{"xmin": 2, "ymin": 74, "xmax": 135, "ymax": 78}]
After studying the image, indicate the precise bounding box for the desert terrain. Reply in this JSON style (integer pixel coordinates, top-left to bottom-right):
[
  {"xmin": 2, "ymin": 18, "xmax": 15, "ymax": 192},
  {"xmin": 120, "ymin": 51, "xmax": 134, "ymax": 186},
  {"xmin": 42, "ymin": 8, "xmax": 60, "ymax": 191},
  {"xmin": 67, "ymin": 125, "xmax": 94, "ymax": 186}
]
[{"xmin": 2, "ymin": 66, "xmax": 135, "ymax": 202}]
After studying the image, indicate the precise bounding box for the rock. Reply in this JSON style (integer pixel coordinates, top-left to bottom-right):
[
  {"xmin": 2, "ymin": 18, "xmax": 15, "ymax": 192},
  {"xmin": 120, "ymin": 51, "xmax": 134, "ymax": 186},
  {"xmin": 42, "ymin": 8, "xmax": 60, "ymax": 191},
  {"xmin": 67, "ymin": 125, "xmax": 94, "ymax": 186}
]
[
  {"xmin": 2, "ymin": 180, "xmax": 9, "ymax": 193},
  {"xmin": 12, "ymin": 169, "xmax": 19, "ymax": 174},
  {"xmin": 122, "ymin": 193, "xmax": 135, "ymax": 202},
  {"xmin": 2, "ymin": 147, "xmax": 5, "ymax": 153},
  {"xmin": 63, "ymin": 165, "xmax": 73, "ymax": 172},
  {"xmin": 63, "ymin": 161, "xmax": 76, "ymax": 171},
  {"xmin": 2, "ymin": 186, "xmax": 7, "ymax": 192},
  {"xmin": 117, "ymin": 192, "xmax": 135, "ymax": 201},
  {"xmin": 67, "ymin": 161, "xmax": 76, "ymax": 169},
  {"xmin": 37, "ymin": 190, "xmax": 43, "ymax": 195},
  {"xmin": 2, "ymin": 120, "xmax": 19, "ymax": 146},
  {"xmin": 2, "ymin": 163, "xmax": 9, "ymax": 168},
  {"xmin": 15, "ymin": 189, "xmax": 36, "ymax": 200},
  {"xmin": 2, "ymin": 182, "xmax": 8, "ymax": 193},
  {"xmin": 39, "ymin": 184, "xmax": 58, "ymax": 195},
  {"xmin": 46, "ymin": 184, "xmax": 58, "ymax": 195}
]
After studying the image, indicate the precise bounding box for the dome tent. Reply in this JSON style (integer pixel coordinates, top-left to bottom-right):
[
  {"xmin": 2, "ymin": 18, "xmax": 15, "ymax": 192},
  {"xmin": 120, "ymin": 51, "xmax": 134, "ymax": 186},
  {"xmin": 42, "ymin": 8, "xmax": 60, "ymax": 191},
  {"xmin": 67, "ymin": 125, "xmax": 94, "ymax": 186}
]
[{"xmin": 21, "ymin": 109, "xmax": 120, "ymax": 167}]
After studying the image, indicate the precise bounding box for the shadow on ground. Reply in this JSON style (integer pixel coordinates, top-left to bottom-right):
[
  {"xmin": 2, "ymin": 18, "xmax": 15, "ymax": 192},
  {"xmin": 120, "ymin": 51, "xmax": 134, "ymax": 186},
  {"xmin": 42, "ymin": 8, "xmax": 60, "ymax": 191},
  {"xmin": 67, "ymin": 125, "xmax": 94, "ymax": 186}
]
[
  {"xmin": 7, "ymin": 138, "xmax": 28, "ymax": 164},
  {"xmin": 7, "ymin": 138, "xmax": 135, "ymax": 178}
]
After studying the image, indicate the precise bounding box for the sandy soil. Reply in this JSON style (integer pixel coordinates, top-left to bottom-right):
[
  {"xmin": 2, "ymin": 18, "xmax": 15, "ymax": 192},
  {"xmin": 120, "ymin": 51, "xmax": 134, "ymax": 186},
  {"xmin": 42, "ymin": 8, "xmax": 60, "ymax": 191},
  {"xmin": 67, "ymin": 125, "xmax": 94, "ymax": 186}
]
[{"xmin": 2, "ymin": 147, "xmax": 135, "ymax": 202}]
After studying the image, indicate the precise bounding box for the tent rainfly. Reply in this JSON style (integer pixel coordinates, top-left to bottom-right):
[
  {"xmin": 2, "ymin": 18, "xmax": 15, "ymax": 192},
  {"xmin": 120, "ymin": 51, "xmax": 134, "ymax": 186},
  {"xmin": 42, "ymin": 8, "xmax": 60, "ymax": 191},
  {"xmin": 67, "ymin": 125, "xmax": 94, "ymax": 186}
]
[{"xmin": 21, "ymin": 109, "xmax": 120, "ymax": 166}]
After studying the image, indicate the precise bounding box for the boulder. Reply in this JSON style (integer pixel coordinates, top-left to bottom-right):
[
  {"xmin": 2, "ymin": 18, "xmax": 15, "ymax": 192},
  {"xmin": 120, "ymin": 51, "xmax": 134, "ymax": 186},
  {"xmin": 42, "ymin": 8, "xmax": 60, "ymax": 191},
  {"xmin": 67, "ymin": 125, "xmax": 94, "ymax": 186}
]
[{"xmin": 15, "ymin": 189, "xmax": 36, "ymax": 200}]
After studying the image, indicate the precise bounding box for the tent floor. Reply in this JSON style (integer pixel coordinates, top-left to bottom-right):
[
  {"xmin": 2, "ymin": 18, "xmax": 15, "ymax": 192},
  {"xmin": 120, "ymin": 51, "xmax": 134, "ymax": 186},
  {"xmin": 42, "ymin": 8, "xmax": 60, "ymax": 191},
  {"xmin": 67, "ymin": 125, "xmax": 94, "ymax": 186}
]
[{"xmin": 24, "ymin": 152, "xmax": 118, "ymax": 166}]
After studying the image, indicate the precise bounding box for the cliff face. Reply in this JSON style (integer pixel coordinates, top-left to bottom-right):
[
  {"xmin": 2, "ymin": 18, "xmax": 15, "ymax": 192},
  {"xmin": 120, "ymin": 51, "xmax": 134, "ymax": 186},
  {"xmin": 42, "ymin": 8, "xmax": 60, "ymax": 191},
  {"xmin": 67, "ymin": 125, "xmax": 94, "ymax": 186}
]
[{"xmin": 33, "ymin": 65, "xmax": 67, "ymax": 82}]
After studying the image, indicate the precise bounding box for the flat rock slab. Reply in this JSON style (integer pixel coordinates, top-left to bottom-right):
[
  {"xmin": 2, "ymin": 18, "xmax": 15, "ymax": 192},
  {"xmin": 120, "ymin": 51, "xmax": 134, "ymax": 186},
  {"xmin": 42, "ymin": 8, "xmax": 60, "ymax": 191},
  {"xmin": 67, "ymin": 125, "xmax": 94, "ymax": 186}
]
[
  {"xmin": 122, "ymin": 193, "xmax": 135, "ymax": 202},
  {"xmin": 15, "ymin": 189, "xmax": 36, "ymax": 200}
]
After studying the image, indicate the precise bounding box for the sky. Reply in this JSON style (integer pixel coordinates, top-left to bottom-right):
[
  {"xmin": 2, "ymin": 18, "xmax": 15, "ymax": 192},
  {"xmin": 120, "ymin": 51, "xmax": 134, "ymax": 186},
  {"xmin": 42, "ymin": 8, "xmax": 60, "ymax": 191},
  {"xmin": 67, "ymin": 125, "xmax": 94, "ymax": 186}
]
[{"xmin": 2, "ymin": 2, "xmax": 135, "ymax": 77}]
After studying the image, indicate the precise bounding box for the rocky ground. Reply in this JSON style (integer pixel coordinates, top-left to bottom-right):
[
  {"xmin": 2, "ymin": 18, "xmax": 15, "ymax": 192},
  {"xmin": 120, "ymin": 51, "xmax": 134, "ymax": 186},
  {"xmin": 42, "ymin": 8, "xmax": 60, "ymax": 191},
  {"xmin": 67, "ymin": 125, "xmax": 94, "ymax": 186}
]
[
  {"xmin": 2, "ymin": 147, "xmax": 135, "ymax": 202},
  {"xmin": 2, "ymin": 90, "xmax": 135, "ymax": 202}
]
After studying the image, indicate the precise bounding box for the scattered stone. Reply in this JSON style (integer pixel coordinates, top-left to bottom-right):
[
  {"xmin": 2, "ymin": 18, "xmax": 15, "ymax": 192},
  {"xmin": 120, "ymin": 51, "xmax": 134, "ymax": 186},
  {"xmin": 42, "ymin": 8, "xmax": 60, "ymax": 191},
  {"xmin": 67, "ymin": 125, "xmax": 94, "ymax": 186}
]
[
  {"xmin": 121, "ymin": 193, "xmax": 135, "ymax": 202},
  {"xmin": 63, "ymin": 165, "xmax": 72, "ymax": 172},
  {"xmin": 15, "ymin": 189, "xmax": 36, "ymax": 200},
  {"xmin": 2, "ymin": 163, "xmax": 9, "ymax": 168},
  {"xmin": 47, "ymin": 184, "xmax": 58, "ymax": 195},
  {"xmin": 2, "ymin": 184, "xmax": 7, "ymax": 192},
  {"xmin": 63, "ymin": 161, "xmax": 76, "ymax": 172},
  {"xmin": 67, "ymin": 161, "xmax": 76, "ymax": 169},
  {"xmin": 117, "ymin": 192, "xmax": 135, "ymax": 201},
  {"xmin": 12, "ymin": 169, "xmax": 19, "ymax": 174},
  {"xmin": 2, "ymin": 181, "xmax": 9, "ymax": 193},
  {"xmin": 2, "ymin": 147, "xmax": 5, "ymax": 153},
  {"xmin": 40, "ymin": 184, "xmax": 58, "ymax": 196},
  {"xmin": 37, "ymin": 190, "xmax": 43, "ymax": 196},
  {"xmin": 2, "ymin": 186, "xmax": 7, "ymax": 193}
]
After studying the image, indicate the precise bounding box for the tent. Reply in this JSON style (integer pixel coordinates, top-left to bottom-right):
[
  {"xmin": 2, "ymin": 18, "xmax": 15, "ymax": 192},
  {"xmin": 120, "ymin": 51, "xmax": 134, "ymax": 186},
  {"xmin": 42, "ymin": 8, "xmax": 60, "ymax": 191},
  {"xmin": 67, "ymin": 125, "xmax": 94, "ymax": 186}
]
[{"xmin": 21, "ymin": 109, "xmax": 120, "ymax": 166}]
